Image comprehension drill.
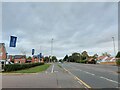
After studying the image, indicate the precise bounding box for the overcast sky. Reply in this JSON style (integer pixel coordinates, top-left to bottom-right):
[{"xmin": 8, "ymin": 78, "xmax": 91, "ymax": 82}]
[{"xmin": 2, "ymin": 2, "xmax": 118, "ymax": 59}]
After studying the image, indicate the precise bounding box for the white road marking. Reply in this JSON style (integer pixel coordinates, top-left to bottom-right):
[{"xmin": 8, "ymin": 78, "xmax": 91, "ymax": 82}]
[
  {"xmin": 84, "ymin": 71, "xmax": 95, "ymax": 76},
  {"xmin": 54, "ymin": 71, "xmax": 58, "ymax": 72},
  {"xmin": 100, "ymin": 76, "xmax": 119, "ymax": 84},
  {"xmin": 51, "ymin": 64, "xmax": 54, "ymax": 73}
]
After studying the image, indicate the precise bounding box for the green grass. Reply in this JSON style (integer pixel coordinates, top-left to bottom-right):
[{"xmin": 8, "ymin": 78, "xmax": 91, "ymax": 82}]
[{"xmin": 11, "ymin": 64, "xmax": 51, "ymax": 73}]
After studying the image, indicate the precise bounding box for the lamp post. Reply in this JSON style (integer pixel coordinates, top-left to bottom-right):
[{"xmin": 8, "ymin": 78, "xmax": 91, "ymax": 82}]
[
  {"xmin": 50, "ymin": 38, "xmax": 53, "ymax": 62},
  {"xmin": 112, "ymin": 37, "xmax": 116, "ymax": 57}
]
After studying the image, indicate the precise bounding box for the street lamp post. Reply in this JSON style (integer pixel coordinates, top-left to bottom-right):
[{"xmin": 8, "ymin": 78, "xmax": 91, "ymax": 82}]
[
  {"xmin": 51, "ymin": 38, "xmax": 53, "ymax": 62},
  {"xmin": 112, "ymin": 37, "xmax": 116, "ymax": 57}
]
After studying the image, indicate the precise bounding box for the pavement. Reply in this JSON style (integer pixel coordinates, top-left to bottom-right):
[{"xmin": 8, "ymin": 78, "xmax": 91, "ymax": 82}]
[{"xmin": 2, "ymin": 63, "xmax": 87, "ymax": 88}]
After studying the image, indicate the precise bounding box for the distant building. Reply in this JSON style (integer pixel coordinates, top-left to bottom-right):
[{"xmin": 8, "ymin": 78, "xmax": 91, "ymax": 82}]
[
  {"xmin": 0, "ymin": 43, "xmax": 7, "ymax": 60},
  {"xmin": 32, "ymin": 55, "xmax": 39, "ymax": 63},
  {"xmin": 14, "ymin": 55, "xmax": 26, "ymax": 64}
]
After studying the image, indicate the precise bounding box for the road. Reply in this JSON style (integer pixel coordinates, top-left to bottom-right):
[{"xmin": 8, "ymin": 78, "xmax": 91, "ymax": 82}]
[
  {"xmin": 2, "ymin": 63, "xmax": 120, "ymax": 89},
  {"xmin": 61, "ymin": 62, "xmax": 120, "ymax": 88}
]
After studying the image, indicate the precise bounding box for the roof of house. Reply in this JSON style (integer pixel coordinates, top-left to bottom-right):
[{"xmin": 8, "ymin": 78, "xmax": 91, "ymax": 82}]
[
  {"xmin": 14, "ymin": 55, "xmax": 26, "ymax": 59},
  {"xmin": 97, "ymin": 56, "xmax": 108, "ymax": 60},
  {"xmin": 105, "ymin": 57, "xmax": 113, "ymax": 60}
]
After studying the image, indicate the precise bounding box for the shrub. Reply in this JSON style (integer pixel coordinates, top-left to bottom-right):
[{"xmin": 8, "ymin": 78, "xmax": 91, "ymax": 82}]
[
  {"xmin": 116, "ymin": 59, "xmax": 120, "ymax": 66},
  {"xmin": 4, "ymin": 63, "xmax": 44, "ymax": 72},
  {"xmin": 76, "ymin": 60, "xmax": 87, "ymax": 63}
]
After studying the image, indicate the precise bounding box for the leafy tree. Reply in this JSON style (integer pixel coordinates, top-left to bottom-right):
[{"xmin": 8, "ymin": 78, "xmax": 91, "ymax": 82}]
[
  {"xmin": 68, "ymin": 56, "xmax": 73, "ymax": 62},
  {"xmin": 102, "ymin": 52, "xmax": 111, "ymax": 57},
  {"xmin": 52, "ymin": 56, "xmax": 57, "ymax": 62},
  {"xmin": 44, "ymin": 56, "xmax": 49, "ymax": 63},
  {"xmin": 93, "ymin": 54, "xmax": 98, "ymax": 59},
  {"xmin": 72, "ymin": 52, "xmax": 81, "ymax": 62},
  {"xmin": 116, "ymin": 51, "xmax": 120, "ymax": 58},
  {"xmin": 81, "ymin": 51, "xmax": 89, "ymax": 60},
  {"xmin": 27, "ymin": 56, "xmax": 32, "ymax": 60},
  {"xmin": 63, "ymin": 55, "xmax": 69, "ymax": 61}
]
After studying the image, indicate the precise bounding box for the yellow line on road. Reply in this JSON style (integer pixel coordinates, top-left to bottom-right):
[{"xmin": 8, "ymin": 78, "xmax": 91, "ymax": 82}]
[{"xmin": 63, "ymin": 67, "xmax": 91, "ymax": 88}]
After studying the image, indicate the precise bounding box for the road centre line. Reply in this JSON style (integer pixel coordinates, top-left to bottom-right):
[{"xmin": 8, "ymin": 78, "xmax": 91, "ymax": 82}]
[
  {"xmin": 83, "ymin": 71, "xmax": 95, "ymax": 76},
  {"xmin": 100, "ymin": 76, "xmax": 119, "ymax": 84},
  {"xmin": 51, "ymin": 64, "xmax": 54, "ymax": 73},
  {"xmin": 63, "ymin": 67, "xmax": 91, "ymax": 88}
]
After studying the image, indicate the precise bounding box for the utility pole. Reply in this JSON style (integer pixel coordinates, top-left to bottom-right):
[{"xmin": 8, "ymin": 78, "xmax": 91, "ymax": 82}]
[{"xmin": 112, "ymin": 37, "xmax": 116, "ymax": 57}]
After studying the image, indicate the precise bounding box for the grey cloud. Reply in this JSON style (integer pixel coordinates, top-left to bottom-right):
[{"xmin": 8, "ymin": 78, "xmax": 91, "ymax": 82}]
[{"xmin": 2, "ymin": 2, "xmax": 118, "ymax": 58}]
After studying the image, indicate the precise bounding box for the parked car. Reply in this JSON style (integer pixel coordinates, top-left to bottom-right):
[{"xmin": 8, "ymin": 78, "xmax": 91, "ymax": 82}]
[{"xmin": 0, "ymin": 60, "xmax": 13, "ymax": 70}]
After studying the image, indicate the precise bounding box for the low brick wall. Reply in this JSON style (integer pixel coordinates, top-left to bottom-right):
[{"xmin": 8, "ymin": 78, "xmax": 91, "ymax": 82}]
[{"xmin": 100, "ymin": 62, "xmax": 116, "ymax": 65}]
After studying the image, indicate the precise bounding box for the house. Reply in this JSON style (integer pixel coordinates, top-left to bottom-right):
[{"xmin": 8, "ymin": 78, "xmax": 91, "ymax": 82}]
[
  {"xmin": 14, "ymin": 55, "xmax": 26, "ymax": 64},
  {"xmin": 8, "ymin": 55, "xmax": 14, "ymax": 62},
  {"xmin": 32, "ymin": 55, "xmax": 44, "ymax": 63},
  {"xmin": 105, "ymin": 57, "xmax": 116, "ymax": 62},
  {"xmin": 96, "ymin": 56, "xmax": 108, "ymax": 63},
  {"xmin": 32, "ymin": 55, "xmax": 39, "ymax": 63},
  {"xmin": 0, "ymin": 43, "xmax": 7, "ymax": 60}
]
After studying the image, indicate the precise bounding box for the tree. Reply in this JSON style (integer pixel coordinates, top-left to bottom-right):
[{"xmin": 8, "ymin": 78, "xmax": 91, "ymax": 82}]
[
  {"xmin": 63, "ymin": 55, "xmax": 69, "ymax": 61},
  {"xmin": 93, "ymin": 54, "xmax": 98, "ymax": 59},
  {"xmin": 44, "ymin": 56, "xmax": 49, "ymax": 63},
  {"xmin": 102, "ymin": 52, "xmax": 111, "ymax": 57},
  {"xmin": 27, "ymin": 56, "xmax": 32, "ymax": 60},
  {"xmin": 81, "ymin": 51, "xmax": 89, "ymax": 60},
  {"xmin": 72, "ymin": 52, "xmax": 81, "ymax": 62},
  {"xmin": 116, "ymin": 51, "xmax": 120, "ymax": 58},
  {"xmin": 52, "ymin": 56, "xmax": 57, "ymax": 62},
  {"xmin": 68, "ymin": 56, "xmax": 73, "ymax": 62}
]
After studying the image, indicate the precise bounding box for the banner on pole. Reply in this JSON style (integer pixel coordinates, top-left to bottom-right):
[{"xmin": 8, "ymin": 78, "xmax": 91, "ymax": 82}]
[
  {"xmin": 32, "ymin": 49, "xmax": 35, "ymax": 55},
  {"xmin": 9, "ymin": 36, "xmax": 17, "ymax": 47}
]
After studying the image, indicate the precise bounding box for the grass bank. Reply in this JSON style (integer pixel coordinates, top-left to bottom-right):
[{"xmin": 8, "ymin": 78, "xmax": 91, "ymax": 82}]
[{"xmin": 7, "ymin": 64, "xmax": 51, "ymax": 73}]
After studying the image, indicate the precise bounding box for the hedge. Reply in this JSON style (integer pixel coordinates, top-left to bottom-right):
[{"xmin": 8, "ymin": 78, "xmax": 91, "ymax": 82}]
[
  {"xmin": 116, "ymin": 59, "xmax": 120, "ymax": 66},
  {"xmin": 4, "ymin": 63, "xmax": 44, "ymax": 72}
]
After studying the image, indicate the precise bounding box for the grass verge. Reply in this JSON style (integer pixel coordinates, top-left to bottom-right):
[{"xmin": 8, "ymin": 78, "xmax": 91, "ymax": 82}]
[{"xmin": 5, "ymin": 64, "xmax": 51, "ymax": 73}]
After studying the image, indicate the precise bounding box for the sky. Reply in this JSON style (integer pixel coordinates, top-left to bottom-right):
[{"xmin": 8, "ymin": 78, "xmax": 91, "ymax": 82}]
[{"xmin": 2, "ymin": 2, "xmax": 118, "ymax": 59}]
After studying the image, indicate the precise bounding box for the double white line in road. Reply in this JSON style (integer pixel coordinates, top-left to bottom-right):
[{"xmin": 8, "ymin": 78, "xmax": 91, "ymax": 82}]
[{"xmin": 63, "ymin": 67, "xmax": 91, "ymax": 88}]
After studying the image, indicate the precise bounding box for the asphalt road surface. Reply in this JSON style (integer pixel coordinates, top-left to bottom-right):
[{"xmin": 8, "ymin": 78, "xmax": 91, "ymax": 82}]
[
  {"xmin": 61, "ymin": 62, "xmax": 120, "ymax": 88},
  {"xmin": 2, "ymin": 63, "xmax": 120, "ymax": 89},
  {"xmin": 2, "ymin": 63, "xmax": 87, "ymax": 88}
]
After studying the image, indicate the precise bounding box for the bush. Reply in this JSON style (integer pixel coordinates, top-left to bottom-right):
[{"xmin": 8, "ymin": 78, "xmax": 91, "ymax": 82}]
[
  {"xmin": 4, "ymin": 63, "xmax": 44, "ymax": 72},
  {"xmin": 116, "ymin": 59, "xmax": 120, "ymax": 66},
  {"xmin": 76, "ymin": 60, "xmax": 87, "ymax": 63}
]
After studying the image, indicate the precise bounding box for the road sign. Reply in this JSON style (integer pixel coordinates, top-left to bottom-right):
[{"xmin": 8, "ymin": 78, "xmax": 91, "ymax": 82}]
[{"xmin": 9, "ymin": 36, "xmax": 17, "ymax": 47}]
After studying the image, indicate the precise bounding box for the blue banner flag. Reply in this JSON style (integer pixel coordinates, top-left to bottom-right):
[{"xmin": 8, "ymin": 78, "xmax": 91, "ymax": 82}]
[
  {"xmin": 32, "ymin": 49, "xmax": 35, "ymax": 55},
  {"xmin": 40, "ymin": 53, "xmax": 42, "ymax": 58},
  {"xmin": 10, "ymin": 36, "xmax": 17, "ymax": 47}
]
